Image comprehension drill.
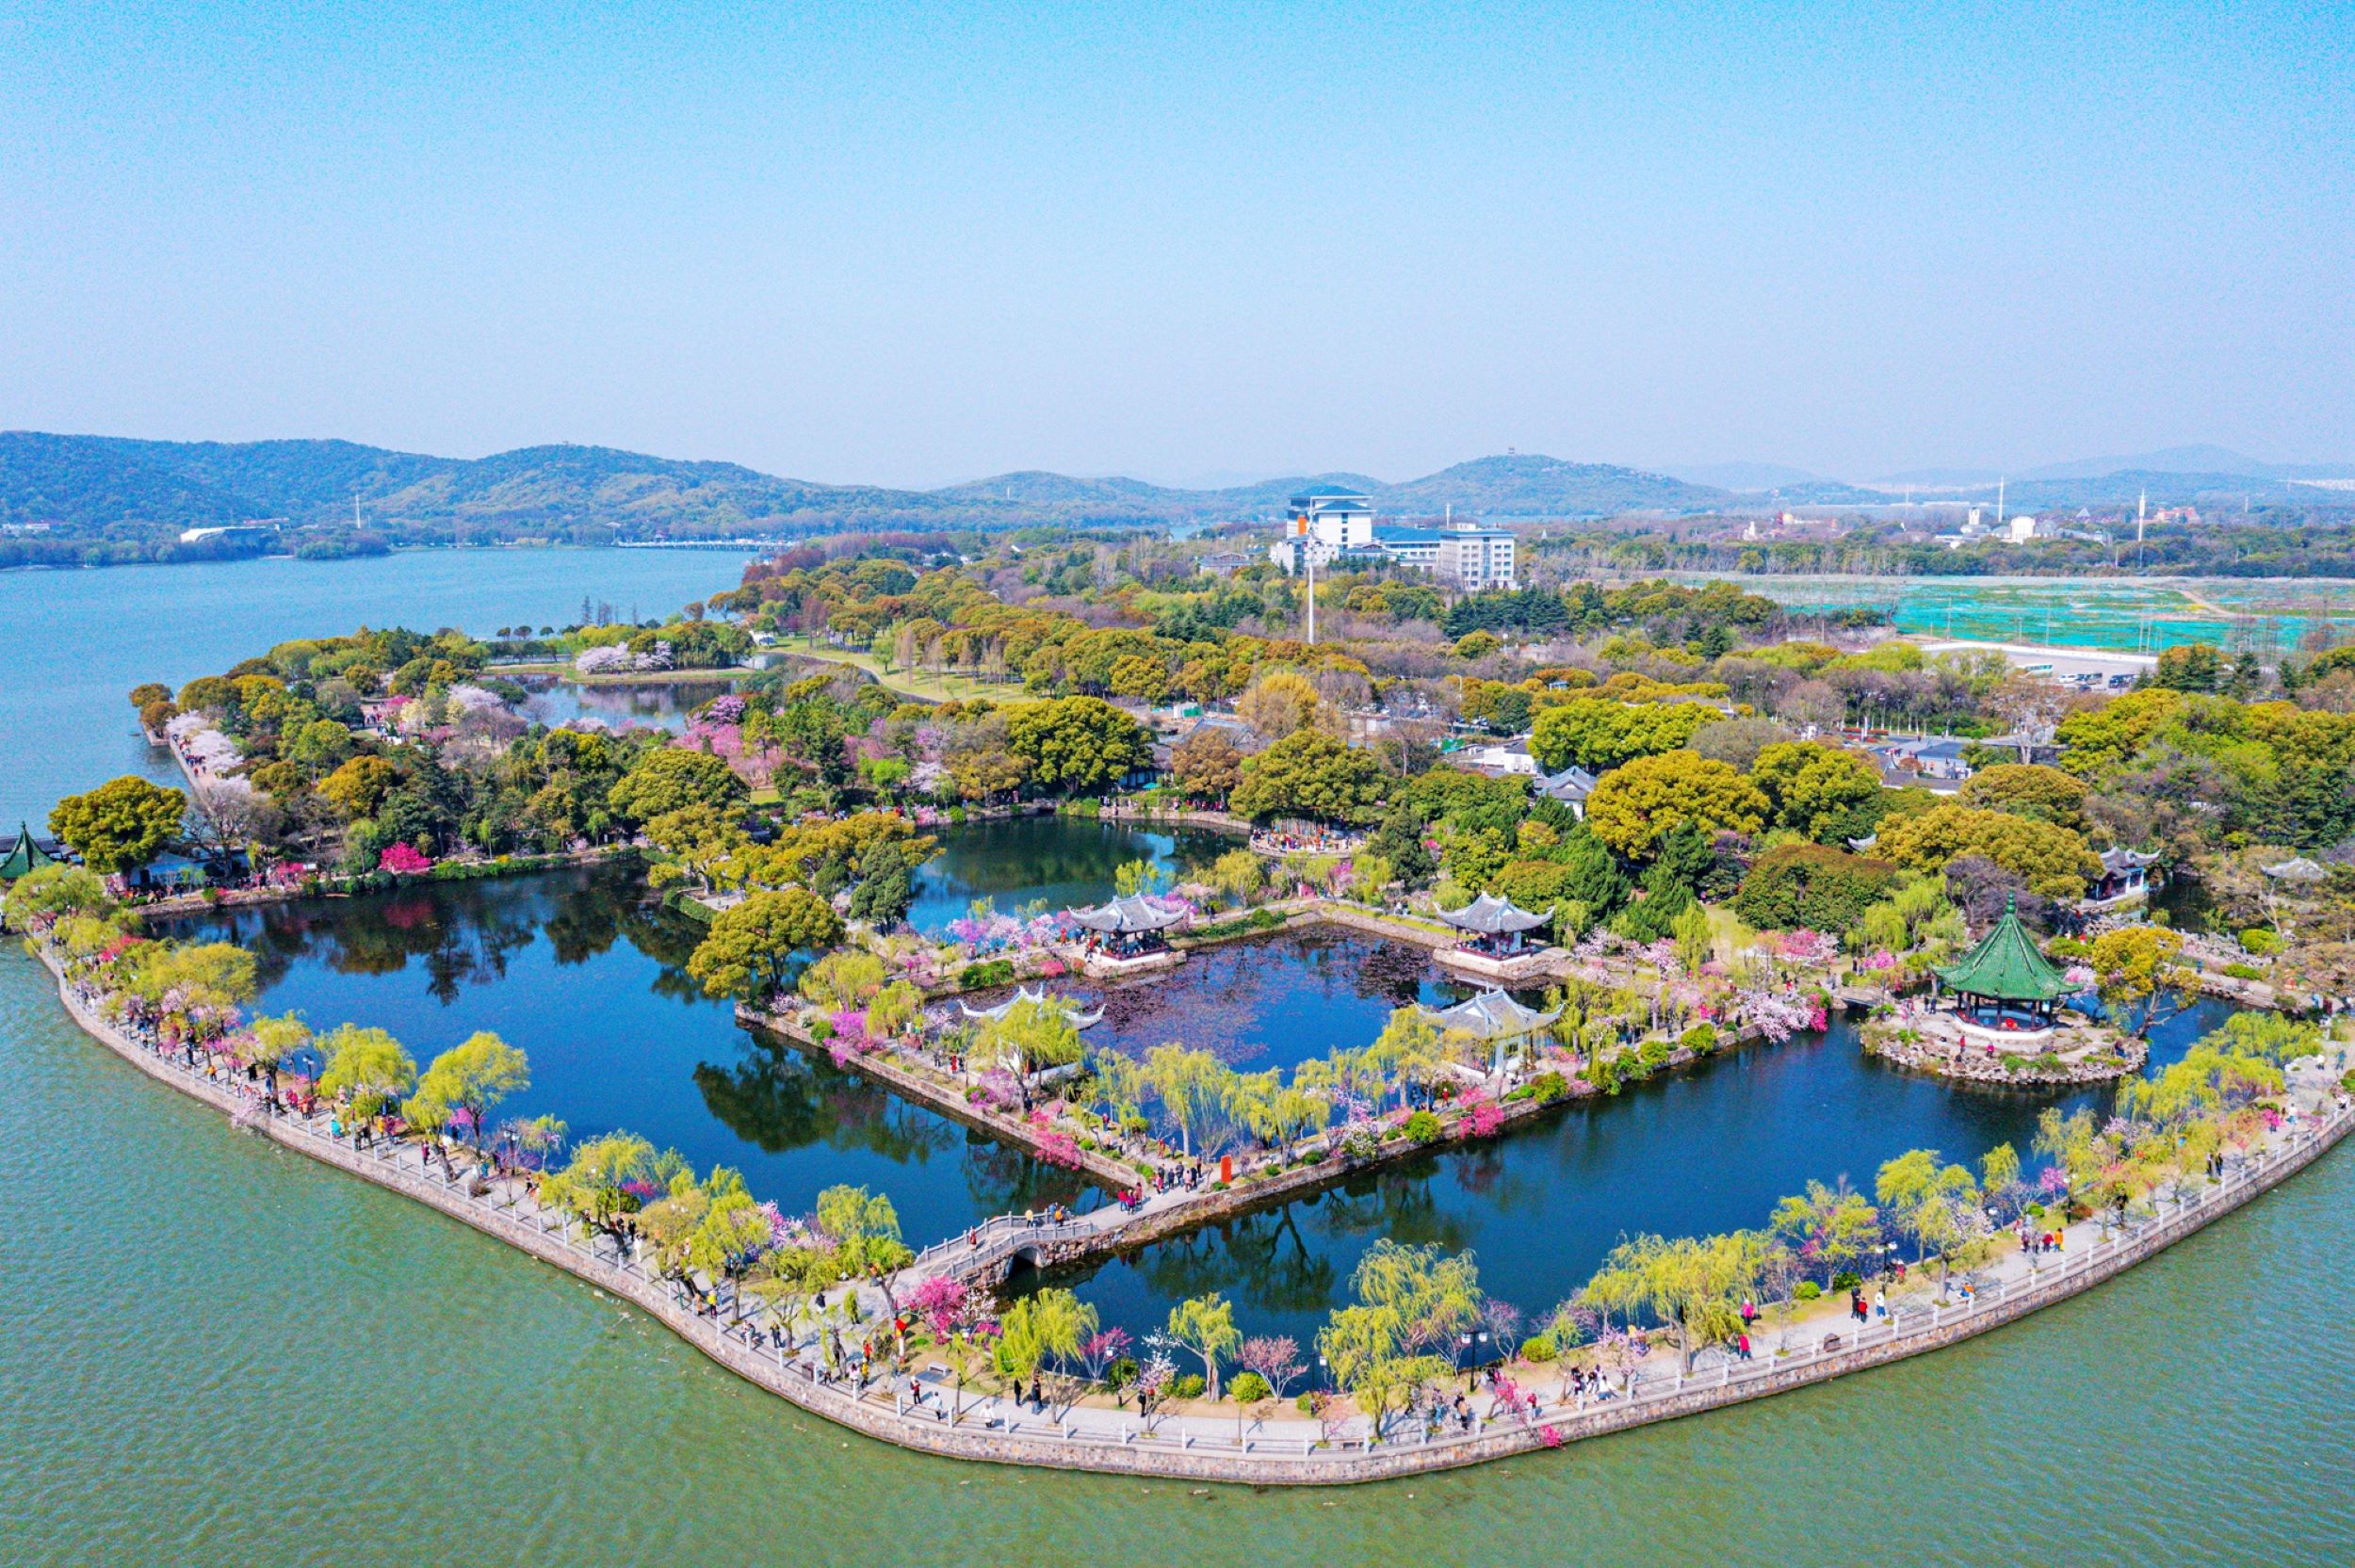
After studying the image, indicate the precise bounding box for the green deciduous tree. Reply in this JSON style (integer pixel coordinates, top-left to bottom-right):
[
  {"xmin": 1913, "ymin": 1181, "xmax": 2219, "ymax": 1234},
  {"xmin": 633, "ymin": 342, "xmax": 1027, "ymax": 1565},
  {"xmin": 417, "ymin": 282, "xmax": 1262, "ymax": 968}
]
[
  {"xmin": 1003, "ymin": 696, "xmax": 1152, "ymax": 795},
  {"xmin": 608, "ymin": 747, "xmax": 748, "ymax": 825},
  {"xmin": 1957, "ymin": 763, "xmax": 2092, "ymax": 834},
  {"xmin": 1228, "ymin": 729, "xmax": 1387, "ymax": 825},
  {"xmin": 1584, "ymin": 752, "xmax": 1767, "ymax": 861},
  {"xmin": 413, "ymin": 1030, "xmax": 530, "ymax": 1150},
  {"xmin": 1875, "ymin": 802, "xmax": 2102, "ymax": 900},
  {"xmin": 317, "ymin": 1024, "xmax": 417, "ymax": 1118},
  {"xmin": 1166, "ymin": 1292, "xmax": 1242, "ymax": 1400},
  {"xmin": 1750, "ymin": 740, "xmax": 1885, "ymax": 843},
  {"xmin": 2086, "ymin": 926, "xmax": 2194, "ymax": 1038},
  {"xmin": 687, "ymin": 888, "xmax": 846, "ymax": 1002},
  {"xmin": 48, "ymin": 775, "xmax": 186, "ymax": 872},
  {"xmin": 1531, "ymin": 699, "xmax": 1713, "ymax": 772}
]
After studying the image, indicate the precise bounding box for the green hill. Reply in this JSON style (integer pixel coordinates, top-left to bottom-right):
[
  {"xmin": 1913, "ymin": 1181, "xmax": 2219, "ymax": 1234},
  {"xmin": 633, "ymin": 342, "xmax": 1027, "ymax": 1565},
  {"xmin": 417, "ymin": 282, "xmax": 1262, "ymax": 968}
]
[{"xmin": 0, "ymin": 432, "xmax": 1731, "ymax": 566}]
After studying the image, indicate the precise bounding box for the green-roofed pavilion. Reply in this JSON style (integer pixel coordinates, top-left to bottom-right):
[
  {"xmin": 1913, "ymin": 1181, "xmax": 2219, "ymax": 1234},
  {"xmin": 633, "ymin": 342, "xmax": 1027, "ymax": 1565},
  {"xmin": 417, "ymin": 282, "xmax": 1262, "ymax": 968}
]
[
  {"xmin": 0, "ymin": 822, "xmax": 59, "ymax": 881},
  {"xmin": 1934, "ymin": 897, "xmax": 2071, "ymax": 1032}
]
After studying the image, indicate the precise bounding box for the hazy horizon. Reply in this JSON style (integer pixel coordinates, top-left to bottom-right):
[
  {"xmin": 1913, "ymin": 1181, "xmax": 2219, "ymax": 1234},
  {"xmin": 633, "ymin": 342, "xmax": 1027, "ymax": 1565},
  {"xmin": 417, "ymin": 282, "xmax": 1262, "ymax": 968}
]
[{"xmin": 5, "ymin": 3, "xmax": 2349, "ymax": 489}]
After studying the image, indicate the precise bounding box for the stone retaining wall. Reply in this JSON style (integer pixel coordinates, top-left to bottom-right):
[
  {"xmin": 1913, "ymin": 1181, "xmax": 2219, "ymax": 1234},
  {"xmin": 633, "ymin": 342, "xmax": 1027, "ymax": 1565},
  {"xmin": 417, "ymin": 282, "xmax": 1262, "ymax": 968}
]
[{"xmin": 33, "ymin": 944, "xmax": 2348, "ymax": 1486}]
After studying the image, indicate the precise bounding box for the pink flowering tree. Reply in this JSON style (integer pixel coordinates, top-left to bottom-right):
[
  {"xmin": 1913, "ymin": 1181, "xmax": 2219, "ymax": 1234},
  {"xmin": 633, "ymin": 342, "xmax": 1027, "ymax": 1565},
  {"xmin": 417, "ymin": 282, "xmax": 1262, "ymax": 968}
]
[{"xmin": 379, "ymin": 841, "xmax": 433, "ymax": 875}]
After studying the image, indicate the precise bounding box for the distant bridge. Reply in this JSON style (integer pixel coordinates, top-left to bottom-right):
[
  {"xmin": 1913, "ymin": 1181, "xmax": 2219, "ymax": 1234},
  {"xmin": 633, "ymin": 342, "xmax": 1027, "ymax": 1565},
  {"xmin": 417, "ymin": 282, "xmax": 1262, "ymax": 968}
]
[{"xmin": 613, "ymin": 538, "xmax": 798, "ymax": 552}]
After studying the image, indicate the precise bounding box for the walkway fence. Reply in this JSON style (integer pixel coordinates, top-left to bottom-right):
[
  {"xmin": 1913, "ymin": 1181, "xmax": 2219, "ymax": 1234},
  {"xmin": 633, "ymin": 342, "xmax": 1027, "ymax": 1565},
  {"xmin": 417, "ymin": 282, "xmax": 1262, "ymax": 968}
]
[{"xmin": 39, "ymin": 944, "xmax": 2354, "ymax": 1484}]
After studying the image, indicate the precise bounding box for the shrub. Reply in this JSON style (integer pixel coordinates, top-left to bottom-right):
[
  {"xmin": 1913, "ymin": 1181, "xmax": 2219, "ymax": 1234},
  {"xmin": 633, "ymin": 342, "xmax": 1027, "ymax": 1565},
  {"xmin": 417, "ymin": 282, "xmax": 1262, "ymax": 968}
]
[
  {"xmin": 1587, "ymin": 1054, "xmax": 1625, "ymax": 1095},
  {"xmin": 1636, "ymin": 1038, "xmax": 1672, "ymax": 1070},
  {"xmin": 1519, "ymin": 1335, "xmax": 1558, "ymax": 1363},
  {"xmin": 959, "ymin": 959, "xmax": 1016, "ymax": 989},
  {"xmin": 808, "ymin": 1017, "xmax": 836, "ymax": 1042},
  {"xmin": 1795, "ymin": 1281, "xmax": 1822, "ymax": 1301},
  {"xmin": 1403, "ymin": 1109, "xmax": 1442, "ymax": 1143},
  {"xmin": 1169, "ymin": 1373, "xmax": 1206, "ymax": 1400},
  {"xmin": 1529, "ymin": 1069, "xmax": 1570, "ymax": 1103},
  {"xmin": 1830, "ymin": 1269, "xmax": 1862, "ymax": 1291},
  {"xmin": 1732, "ymin": 843, "xmax": 1898, "ymax": 933},
  {"xmin": 1106, "ymin": 1357, "xmax": 1139, "ymax": 1389},
  {"xmin": 1680, "ymin": 1023, "xmax": 1719, "ymax": 1056},
  {"xmin": 2221, "ymin": 962, "xmax": 2264, "ymax": 981},
  {"xmin": 1227, "ymin": 1371, "xmax": 1272, "ymax": 1404},
  {"xmin": 2240, "ymin": 928, "xmax": 2281, "ymax": 956},
  {"xmin": 1296, "ymin": 1392, "xmax": 1319, "ymax": 1414}
]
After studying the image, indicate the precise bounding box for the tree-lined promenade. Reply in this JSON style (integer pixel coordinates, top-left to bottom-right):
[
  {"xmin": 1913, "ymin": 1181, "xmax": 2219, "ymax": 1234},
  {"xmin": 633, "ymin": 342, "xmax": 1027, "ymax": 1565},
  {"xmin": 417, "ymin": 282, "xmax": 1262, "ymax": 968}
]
[
  {"xmin": 16, "ymin": 857, "xmax": 2353, "ymax": 1481},
  {"xmin": 22, "ymin": 916, "xmax": 2350, "ymax": 1480}
]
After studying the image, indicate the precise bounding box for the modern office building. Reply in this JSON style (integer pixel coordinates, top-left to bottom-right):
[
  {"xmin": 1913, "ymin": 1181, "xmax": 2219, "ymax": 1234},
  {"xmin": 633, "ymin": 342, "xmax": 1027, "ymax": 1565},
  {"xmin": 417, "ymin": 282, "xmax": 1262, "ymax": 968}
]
[{"xmin": 1435, "ymin": 523, "xmax": 1516, "ymax": 590}]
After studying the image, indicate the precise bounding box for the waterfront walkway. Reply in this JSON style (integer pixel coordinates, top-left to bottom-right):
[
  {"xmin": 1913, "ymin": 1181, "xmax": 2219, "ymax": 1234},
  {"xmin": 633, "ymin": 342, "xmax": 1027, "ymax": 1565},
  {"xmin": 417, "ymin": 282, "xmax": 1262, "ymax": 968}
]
[{"xmin": 32, "ymin": 940, "xmax": 2355, "ymax": 1482}]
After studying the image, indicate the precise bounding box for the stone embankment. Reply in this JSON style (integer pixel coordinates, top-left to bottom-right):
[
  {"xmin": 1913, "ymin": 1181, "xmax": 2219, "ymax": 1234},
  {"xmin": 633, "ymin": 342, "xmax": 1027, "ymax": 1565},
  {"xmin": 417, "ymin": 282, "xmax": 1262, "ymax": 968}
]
[{"xmin": 35, "ymin": 942, "xmax": 2350, "ymax": 1485}]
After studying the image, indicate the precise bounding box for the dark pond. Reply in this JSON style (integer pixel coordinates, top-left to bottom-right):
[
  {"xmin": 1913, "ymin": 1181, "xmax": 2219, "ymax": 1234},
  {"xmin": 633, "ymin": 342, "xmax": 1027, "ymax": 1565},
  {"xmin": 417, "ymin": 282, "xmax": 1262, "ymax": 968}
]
[
  {"xmin": 1019, "ymin": 997, "xmax": 2245, "ymax": 1344},
  {"xmin": 903, "ymin": 815, "xmax": 1239, "ymax": 937},
  {"xmin": 153, "ymin": 864, "xmax": 1089, "ymax": 1240},
  {"xmin": 508, "ymin": 674, "xmax": 740, "ymax": 733},
  {"xmin": 971, "ymin": 927, "xmax": 1520, "ymax": 1074}
]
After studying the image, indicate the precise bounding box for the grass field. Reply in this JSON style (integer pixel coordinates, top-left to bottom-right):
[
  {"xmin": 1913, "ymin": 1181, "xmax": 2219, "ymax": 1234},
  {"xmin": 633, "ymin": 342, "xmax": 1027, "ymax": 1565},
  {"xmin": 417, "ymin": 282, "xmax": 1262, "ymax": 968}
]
[{"xmin": 783, "ymin": 638, "xmax": 1016, "ymax": 703}]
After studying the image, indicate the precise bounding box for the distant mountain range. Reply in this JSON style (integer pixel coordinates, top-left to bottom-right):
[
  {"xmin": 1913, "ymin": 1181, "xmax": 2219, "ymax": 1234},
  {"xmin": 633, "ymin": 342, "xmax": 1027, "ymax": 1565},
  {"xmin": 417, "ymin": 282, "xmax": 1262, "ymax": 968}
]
[
  {"xmin": 3, "ymin": 431, "xmax": 2348, "ymax": 568},
  {"xmin": 0, "ymin": 433, "xmax": 1731, "ymax": 544}
]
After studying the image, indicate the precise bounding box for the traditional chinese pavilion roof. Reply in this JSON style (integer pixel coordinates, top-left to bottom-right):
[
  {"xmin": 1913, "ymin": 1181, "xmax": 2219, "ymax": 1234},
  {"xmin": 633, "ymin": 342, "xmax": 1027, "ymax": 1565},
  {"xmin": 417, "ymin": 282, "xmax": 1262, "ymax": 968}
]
[
  {"xmin": 2099, "ymin": 846, "xmax": 2159, "ymax": 874},
  {"xmin": 0, "ymin": 822, "xmax": 61, "ymax": 881},
  {"xmin": 958, "ymin": 985, "xmax": 1103, "ymax": 1028},
  {"xmin": 1067, "ymin": 893, "xmax": 1185, "ymax": 933},
  {"xmin": 1419, "ymin": 988, "xmax": 1561, "ymax": 1039},
  {"xmin": 1437, "ymin": 891, "xmax": 1550, "ymax": 935},
  {"xmin": 1935, "ymin": 898, "xmax": 2071, "ymax": 1002}
]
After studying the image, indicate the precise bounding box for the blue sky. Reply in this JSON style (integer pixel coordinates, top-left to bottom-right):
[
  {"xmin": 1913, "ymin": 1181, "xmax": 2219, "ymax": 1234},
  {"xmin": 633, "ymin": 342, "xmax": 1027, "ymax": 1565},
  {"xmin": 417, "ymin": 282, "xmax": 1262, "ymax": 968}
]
[{"xmin": 2, "ymin": 1, "xmax": 2348, "ymax": 485}]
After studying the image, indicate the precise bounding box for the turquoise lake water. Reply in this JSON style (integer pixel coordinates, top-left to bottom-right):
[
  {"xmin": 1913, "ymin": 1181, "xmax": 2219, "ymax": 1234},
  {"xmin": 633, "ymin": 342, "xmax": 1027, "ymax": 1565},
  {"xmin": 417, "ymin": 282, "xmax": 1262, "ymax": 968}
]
[{"xmin": 0, "ymin": 547, "xmax": 744, "ymax": 826}]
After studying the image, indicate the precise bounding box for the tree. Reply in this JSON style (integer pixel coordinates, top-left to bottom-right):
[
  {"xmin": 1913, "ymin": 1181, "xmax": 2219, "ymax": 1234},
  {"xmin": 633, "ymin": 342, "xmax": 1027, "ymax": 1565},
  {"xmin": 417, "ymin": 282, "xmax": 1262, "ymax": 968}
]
[
  {"xmin": 1689, "ymin": 717, "xmax": 1794, "ymax": 771},
  {"xmin": 1584, "ymin": 752, "xmax": 1767, "ymax": 860},
  {"xmin": 608, "ymin": 747, "xmax": 748, "ymax": 824},
  {"xmin": 1750, "ymin": 741, "xmax": 1884, "ymax": 843},
  {"xmin": 1531, "ymin": 698, "xmax": 1713, "ymax": 772},
  {"xmin": 1166, "ymin": 1292, "xmax": 1242, "ymax": 1400},
  {"xmin": 1875, "ymin": 1148, "xmax": 1990, "ymax": 1297},
  {"xmin": 1239, "ymin": 1335, "xmax": 1306, "ymax": 1402},
  {"xmin": 2087, "ymin": 926, "xmax": 2194, "ymax": 1038},
  {"xmin": 1228, "ymin": 729, "xmax": 1386, "ymax": 824},
  {"xmin": 996, "ymin": 1288, "xmax": 1096, "ymax": 1408},
  {"xmin": 540, "ymin": 1132, "xmax": 673, "ymax": 1232},
  {"xmin": 1236, "ymin": 670, "xmax": 1324, "ymax": 740},
  {"xmin": 1957, "ymin": 763, "xmax": 2092, "ymax": 834},
  {"xmin": 1169, "ymin": 724, "xmax": 1246, "ymax": 802},
  {"xmin": 242, "ymin": 1012, "xmax": 312, "ymax": 1103},
  {"xmin": 1142, "ymin": 1043, "xmax": 1233, "ymax": 1158},
  {"xmin": 687, "ymin": 888, "xmax": 845, "ymax": 1002},
  {"xmin": 4, "ymin": 864, "xmax": 115, "ymax": 924},
  {"xmin": 1582, "ymin": 1231, "xmax": 1765, "ymax": 1374},
  {"xmin": 1875, "ymin": 802, "xmax": 2102, "ymax": 899},
  {"xmin": 1733, "ymin": 843, "xmax": 1898, "ymax": 932},
  {"xmin": 317, "ymin": 1024, "xmax": 417, "ymax": 1118},
  {"xmin": 1317, "ymin": 1240, "xmax": 1473, "ymax": 1444},
  {"xmin": 317, "ymin": 755, "xmax": 398, "ymax": 819},
  {"xmin": 413, "ymin": 1031, "xmax": 530, "ymax": 1150},
  {"xmin": 798, "ymin": 948, "xmax": 886, "ymax": 1012},
  {"xmin": 1208, "ymin": 848, "xmax": 1262, "ymax": 902},
  {"xmin": 979, "ymin": 996, "xmax": 1085, "ymax": 1108},
  {"xmin": 1769, "ymin": 1179, "xmax": 1882, "ymax": 1284},
  {"xmin": 1003, "ymin": 697, "xmax": 1151, "ymax": 795},
  {"xmin": 814, "ymin": 1183, "xmax": 912, "ymax": 1289},
  {"xmin": 48, "ymin": 775, "xmax": 185, "ymax": 872}
]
